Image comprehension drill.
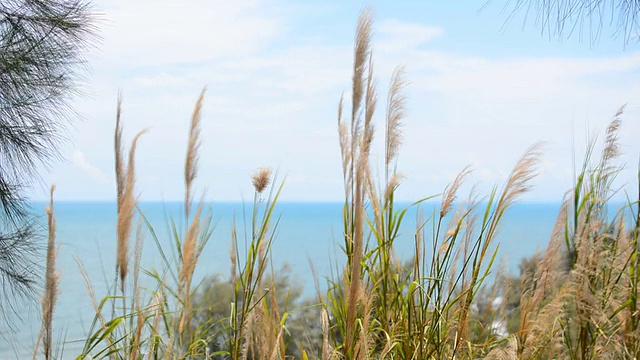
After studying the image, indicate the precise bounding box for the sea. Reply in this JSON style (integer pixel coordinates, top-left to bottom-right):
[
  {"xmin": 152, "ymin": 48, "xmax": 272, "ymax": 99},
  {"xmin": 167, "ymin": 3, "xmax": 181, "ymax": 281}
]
[{"xmin": 0, "ymin": 201, "xmax": 570, "ymax": 358}]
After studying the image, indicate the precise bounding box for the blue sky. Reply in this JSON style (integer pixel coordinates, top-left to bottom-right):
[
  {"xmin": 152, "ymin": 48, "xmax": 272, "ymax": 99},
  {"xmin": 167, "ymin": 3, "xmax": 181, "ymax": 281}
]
[{"xmin": 35, "ymin": 0, "xmax": 640, "ymax": 202}]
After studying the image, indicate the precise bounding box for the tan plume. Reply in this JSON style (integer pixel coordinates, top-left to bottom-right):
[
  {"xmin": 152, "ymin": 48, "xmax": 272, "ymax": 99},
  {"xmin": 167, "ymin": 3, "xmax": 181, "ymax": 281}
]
[{"xmin": 185, "ymin": 87, "xmax": 206, "ymax": 218}]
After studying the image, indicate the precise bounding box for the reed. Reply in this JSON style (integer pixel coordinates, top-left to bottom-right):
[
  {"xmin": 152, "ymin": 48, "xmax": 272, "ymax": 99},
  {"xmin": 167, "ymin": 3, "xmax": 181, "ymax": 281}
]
[
  {"xmin": 511, "ymin": 109, "xmax": 640, "ymax": 360},
  {"xmin": 33, "ymin": 185, "xmax": 59, "ymax": 360},
  {"xmin": 314, "ymin": 8, "xmax": 546, "ymax": 359}
]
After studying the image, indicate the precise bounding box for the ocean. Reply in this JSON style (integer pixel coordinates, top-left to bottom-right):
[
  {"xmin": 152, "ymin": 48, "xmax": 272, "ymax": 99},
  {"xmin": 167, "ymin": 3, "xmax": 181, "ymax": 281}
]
[{"xmin": 1, "ymin": 201, "xmax": 564, "ymax": 358}]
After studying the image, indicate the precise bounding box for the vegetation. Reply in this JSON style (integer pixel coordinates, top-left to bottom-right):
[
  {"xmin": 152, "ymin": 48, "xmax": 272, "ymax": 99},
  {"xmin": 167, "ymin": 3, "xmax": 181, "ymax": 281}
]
[
  {"xmin": 13, "ymin": 7, "xmax": 640, "ymax": 360},
  {"xmin": 0, "ymin": 0, "xmax": 95, "ymax": 320},
  {"xmin": 500, "ymin": 0, "xmax": 640, "ymax": 45}
]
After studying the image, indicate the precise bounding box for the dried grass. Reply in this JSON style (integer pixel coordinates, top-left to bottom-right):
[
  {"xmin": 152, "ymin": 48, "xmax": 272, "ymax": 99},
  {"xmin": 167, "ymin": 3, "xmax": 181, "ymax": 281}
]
[
  {"xmin": 185, "ymin": 88, "xmax": 205, "ymax": 218},
  {"xmin": 252, "ymin": 167, "xmax": 272, "ymax": 194},
  {"xmin": 114, "ymin": 103, "xmax": 146, "ymax": 290},
  {"xmin": 385, "ymin": 66, "xmax": 406, "ymax": 175},
  {"xmin": 34, "ymin": 185, "xmax": 59, "ymax": 360}
]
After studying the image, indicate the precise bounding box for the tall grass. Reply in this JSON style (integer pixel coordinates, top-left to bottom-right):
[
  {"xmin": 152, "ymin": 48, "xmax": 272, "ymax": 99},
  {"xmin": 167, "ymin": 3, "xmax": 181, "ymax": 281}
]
[
  {"xmin": 323, "ymin": 8, "xmax": 544, "ymax": 359},
  {"xmin": 33, "ymin": 185, "xmax": 60, "ymax": 360},
  {"xmin": 67, "ymin": 85, "xmax": 287, "ymax": 359},
  {"xmin": 74, "ymin": 91, "xmax": 218, "ymax": 359},
  {"xmin": 511, "ymin": 107, "xmax": 640, "ymax": 359},
  {"xmin": 21, "ymin": 8, "xmax": 639, "ymax": 360}
]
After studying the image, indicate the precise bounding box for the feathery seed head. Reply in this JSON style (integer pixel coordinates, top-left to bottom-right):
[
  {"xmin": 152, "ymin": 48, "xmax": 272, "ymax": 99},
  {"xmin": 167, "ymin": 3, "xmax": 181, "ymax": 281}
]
[
  {"xmin": 185, "ymin": 87, "xmax": 206, "ymax": 217},
  {"xmin": 499, "ymin": 143, "xmax": 543, "ymax": 210},
  {"xmin": 385, "ymin": 66, "xmax": 407, "ymax": 172},
  {"xmin": 383, "ymin": 173, "xmax": 404, "ymax": 203},
  {"xmin": 602, "ymin": 107, "xmax": 623, "ymax": 164},
  {"xmin": 352, "ymin": 9, "xmax": 373, "ymax": 124},
  {"xmin": 41, "ymin": 184, "xmax": 58, "ymax": 360},
  {"xmin": 252, "ymin": 167, "xmax": 272, "ymax": 194},
  {"xmin": 116, "ymin": 128, "xmax": 146, "ymax": 288},
  {"xmin": 441, "ymin": 166, "xmax": 472, "ymax": 218}
]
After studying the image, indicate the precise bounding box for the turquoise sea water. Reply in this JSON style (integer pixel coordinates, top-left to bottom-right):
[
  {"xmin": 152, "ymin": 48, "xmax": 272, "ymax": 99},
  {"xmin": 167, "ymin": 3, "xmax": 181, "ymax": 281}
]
[{"xmin": 1, "ymin": 201, "xmax": 564, "ymax": 358}]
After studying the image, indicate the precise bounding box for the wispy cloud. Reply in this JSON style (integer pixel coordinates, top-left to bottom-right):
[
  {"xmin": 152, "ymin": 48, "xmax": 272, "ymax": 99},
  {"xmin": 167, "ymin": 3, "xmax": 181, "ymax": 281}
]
[
  {"xmin": 35, "ymin": 2, "xmax": 640, "ymax": 202},
  {"xmin": 72, "ymin": 150, "xmax": 109, "ymax": 184},
  {"xmin": 377, "ymin": 19, "xmax": 444, "ymax": 52},
  {"xmin": 98, "ymin": 0, "xmax": 285, "ymax": 66}
]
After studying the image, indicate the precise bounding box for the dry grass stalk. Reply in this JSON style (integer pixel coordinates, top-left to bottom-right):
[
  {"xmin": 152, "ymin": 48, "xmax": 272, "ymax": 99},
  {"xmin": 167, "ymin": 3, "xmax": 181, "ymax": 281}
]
[
  {"xmin": 176, "ymin": 89, "xmax": 209, "ymax": 347},
  {"xmin": 115, "ymin": 94, "xmax": 125, "ymax": 206},
  {"xmin": 321, "ymin": 307, "xmax": 333, "ymax": 360},
  {"xmin": 343, "ymin": 8, "xmax": 373, "ymax": 209},
  {"xmin": 149, "ymin": 289, "xmax": 164, "ymax": 356},
  {"xmin": 132, "ymin": 221, "xmax": 144, "ymax": 311},
  {"xmin": 345, "ymin": 274, "xmax": 362, "ymax": 354},
  {"xmin": 441, "ymin": 166, "xmax": 472, "ymax": 218},
  {"xmin": 345, "ymin": 10, "xmax": 374, "ymax": 353},
  {"xmin": 270, "ymin": 287, "xmax": 287, "ymax": 360},
  {"xmin": 35, "ymin": 185, "xmax": 59, "ymax": 360},
  {"xmin": 338, "ymin": 97, "xmax": 352, "ymax": 191},
  {"xmin": 180, "ymin": 204, "xmax": 202, "ymax": 285},
  {"xmin": 179, "ymin": 204, "xmax": 202, "ymax": 335},
  {"xmin": 267, "ymin": 330, "xmax": 285, "ymax": 360},
  {"xmin": 367, "ymin": 173, "xmax": 383, "ymax": 234},
  {"xmin": 518, "ymin": 200, "xmax": 568, "ymax": 354},
  {"xmin": 527, "ymin": 286, "xmax": 568, "ymax": 358},
  {"xmin": 76, "ymin": 259, "xmax": 108, "ymax": 330},
  {"xmin": 495, "ymin": 143, "xmax": 542, "ymax": 221},
  {"xmin": 602, "ymin": 106, "xmax": 623, "ymax": 164},
  {"xmin": 383, "ymin": 173, "xmax": 403, "ymax": 204},
  {"xmin": 360, "ymin": 54, "xmax": 377, "ymax": 161},
  {"xmin": 240, "ymin": 311, "xmax": 256, "ymax": 360},
  {"xmin": 346, "ymin": 159, "xmax": 365, "ymax": 350},
  {"xmin": 486, "ymin": 336, "xmax": 518, "ymax": 360},
  {"xmin": 252, "ymin": 304, "xmax": 266, "ymax": 359},
  {"xmin": 353, "ymin": 289, "xmax": 374, "ymax": 360},
  {"xmin": 129, "ymin": 222, "xmax": 145, "ymax": 360},
  {"xmin": 263, "ymin": 290, "xmax": 286, "ymax": 360},
  {"xmin": 114, "ymin": 97, "xmax": 147, "ymax": 291},
  {"xmin": 129, "ymin": 304, "xmax": 145, "ymax": 360},
  {"xmin": 185, "ymin": 87, "xmax": 206, "ymax": 219},
  {"xmin": 456, "ymin": 144, "xmax": 541, "ymax": 347},
  {"xmin": 385, "ymin": 66, "xmax": 407, "ymax": 176},
  {"xmin": 351, "ymin": 8, "xmax": 372, "ymax": 128},
  {"xmin": 116, "ymin": 129, "xmax": 146, "ymax": 290}
]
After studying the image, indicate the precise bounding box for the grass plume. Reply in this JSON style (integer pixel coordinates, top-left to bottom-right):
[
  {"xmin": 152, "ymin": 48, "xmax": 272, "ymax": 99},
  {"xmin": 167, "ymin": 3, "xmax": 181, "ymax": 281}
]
[
  {"xmin": 385, "ymin": 66, "xmax": 407, "ymax": 177},
  {"xmin": 185, "ymin": 87, "xmax": 206, "ymax": 219},
  {"xmin": 34, "ymin": 185, "xmax": 59, "ymax": 360},
  {"xmin": 116, "ymin": 128, "xmax": 146, "ymax": 290},
  {"xmin": 252, "ymin": 167, "xmax": 272, "ymax": 194}
]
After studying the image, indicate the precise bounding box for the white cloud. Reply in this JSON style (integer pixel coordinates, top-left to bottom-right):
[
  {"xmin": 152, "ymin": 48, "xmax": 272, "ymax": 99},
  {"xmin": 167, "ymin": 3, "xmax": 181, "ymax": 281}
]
[
  {"xmin": 412, "ymin": 51, "xmax": 640, "ymax": 104},
  {"xmin": 32, "ymin": 6, "xmax": 640, "ymax": 202},
  {"xmin": 72, "ymin": 150, "xmax": 109, "ymax": 184},
  {"xmin": 97, "ymin": 0, "xmax": 284, "ymax": 66},
  {"xmin": 377, "ymin": 19, "xmax": 444, "ymax": 52}
]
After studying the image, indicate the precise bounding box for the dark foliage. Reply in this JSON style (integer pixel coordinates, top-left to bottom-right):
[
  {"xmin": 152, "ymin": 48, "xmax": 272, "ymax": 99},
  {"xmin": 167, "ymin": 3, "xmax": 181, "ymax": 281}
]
[
  {"xmin": 0, "ymin": 0, "xmax": 95, "ymax": 319},
  {"xmin": 499, "ymin": 0, "xmax": 640, "ymax": 45}
]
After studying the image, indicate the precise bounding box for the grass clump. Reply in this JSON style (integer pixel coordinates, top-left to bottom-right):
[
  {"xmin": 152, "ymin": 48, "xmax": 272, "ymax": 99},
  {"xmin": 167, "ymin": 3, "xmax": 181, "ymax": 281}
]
[
  {"xmin": 509, "ymin": 107, "xmax": 640, "ymax": 360},
  {"xmin": 323, "ymin": 10, "xmax": 544, "ymax": 359}
]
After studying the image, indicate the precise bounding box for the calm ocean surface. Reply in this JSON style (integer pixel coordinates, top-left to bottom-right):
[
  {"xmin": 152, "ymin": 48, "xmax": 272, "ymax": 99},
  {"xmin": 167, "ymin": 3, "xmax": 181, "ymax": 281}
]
[{"xmin": 2, "ymin": 201, "xmax": 564, "ymax": 358}]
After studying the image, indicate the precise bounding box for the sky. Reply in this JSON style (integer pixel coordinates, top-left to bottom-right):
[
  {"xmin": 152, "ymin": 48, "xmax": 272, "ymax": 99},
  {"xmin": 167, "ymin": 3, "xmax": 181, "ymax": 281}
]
[{"xmin": 34, "ymin": 0, "xmax": 640, "ymax": 203}]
